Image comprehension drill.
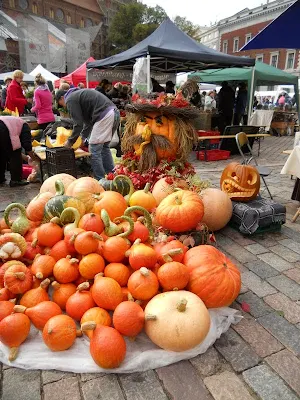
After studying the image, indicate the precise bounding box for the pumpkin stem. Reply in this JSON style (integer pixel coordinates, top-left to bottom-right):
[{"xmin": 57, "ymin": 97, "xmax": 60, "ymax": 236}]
[
  {"xmin": 9, "ymin": 298, "xmax": 16, "ymax": 304},
  {"xmin": 177, "ymin": 299, "xmax": 187, "ymax": 312},
  {"xmin": 51, "ymin": 281, "xmax": 60, "ymax": 290},
  {"xmin": 174, "ymin": 196, "xmax": 182, "ymax": 205},
  {"xmin": 34, "ymin": 253, "xmax": 41, "ymax": 260},
  {"xmin": 8, "ymin": 347, "xmax": 19, "ymax": 362},
  {"xmin": 70, "ymin": 258, "xmax": 79, "ymax": 265},
  {"xmin": 113, "ymin": 215, "xmax": 134, "ymax": 238},
  {"xmin": 143, "ymin": 182, "xmax": 151, "ymax": 194},
  {"xmin": 48, "ymin": 328, "xmax": 53, "ymax": 334},
  {"xmin": 173, "ymin": 287, "xmax": 179, "ymax": 291},
  {"xmin": 101, "ymin": 209, "xmax": 122, "ymax": 237},
  {"xmin": 145, "ymin": 314, "xmax": 157, "ymax": 321},
  {"xmin": 128, "ymin": 293, "xmax": 135, "ymax": 302},
  {"xmin": 162, "ymin": 248, "xmax": 183, "ymax": 262},
  {"xmin": 76, "ymin": 329, "xmax": 83, "ymax": 337},
  {"xmin": 13, "ymin": 305, "xmax": 27, "ymax": 313},
  {"xmin": 92, "ymin": 233, "xmax": 103, "ymax": 241},
  {"xmin": 129, "ymin": 336, "xmax": 136, "ymax": 342},
  {"xmin": 3, "ymin": 203, "xmax": 27, "ymax": 229},
  {"xmin": 140, "ymin": 267, "xmax": 150, "ymax": 277},
  {"xmin": 13, "ymin": 272, "xmax": 25, "ymax": 280},
  {"xmin": 66, "ymin": 255, "xmax": 72, "ymax": 259},
  {"xmin": 31, "ymin": 238, "xmax": 38, "ymax": 248},
  {"xmin": 50, "ymin": 217, "xmax": 61, "ymax": 225},
  {"xmin": 54, "ymin": 180, "xmax": 65, "ymax": 196},
  {"xmin": 124, "ymin": 207, "xmax": 154, "ymax": 240},
  {"xmin": 36, "ymin": 272, "xmax": 44, "ymax": 279},
  {"xmin": 77, "ymin": 282, "xmax": 89, "ymax": 291},
  {"xmin": 94, "ymin": 273, "xmax": 104, "ymax": 280},
  {"xmin": 60, "ymin": 207, "xmax": 81, "ymax": 234},
  {"xmin": 81, "ymin": 321, "xmax": 97, "ymax": 332},
  {"xmin": 40, "ymin": 278, "xmax": 51, "ymax": 289}
]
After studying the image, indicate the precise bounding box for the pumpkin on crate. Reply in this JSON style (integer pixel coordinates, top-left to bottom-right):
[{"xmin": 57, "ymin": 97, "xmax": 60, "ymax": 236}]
[
  {"xmin": 66, "ymin": 282, "xmax": 96, "ymax": 321},
  {"xmin": 184, "ymin": 245, "xmax": 241, "ymax": 308},
  {"xmin": 152, "ymin": 177, "xmax": 189, "ymax": 205},
  {"xmin": 13, "ymin": 301, "xmax": 62, "ymax": 330},
  {"xmin": 80, "ymin": 307, "xmax": 111, "ymax": 339},
  {"xmin": 220, "ymin": 162, "xmax": 260, "ymax": 202},
  {"xmin": 45, "ymin": 130, "xmax": 82, "ymax": 150},
  {"xmin": 144, "ymin": 291, "xmax": 210, "ymax": 352},
  {"xmin": 200, "ymin": 188, "xmax": 233, "ymax": 231},
  {"xmin": 42, "ymin": 314, "xmax": 77, "ymax": 351},
  {"xmin": 66, "ymin": 177, "xmax": 105, "ymax": 213},
  {"xmin": 40, "ymin": 173, "xmax": 76, "ymax": 195},
  {"xmin": 155, "ymin": 190, "xmax": 204, "ymax": 233}
]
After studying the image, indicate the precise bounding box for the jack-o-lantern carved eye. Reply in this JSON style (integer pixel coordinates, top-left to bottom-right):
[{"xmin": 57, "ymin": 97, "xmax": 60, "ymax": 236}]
[
  {"xmin": 230, "ymin": 171, "xmax": 239, "ymax": 181},
  {"xmin": 247, "ymin": 173, "xmax": 258, "ymax": 185},
  {"xmin": 140, "ymin": 116, "xmax": 147, "ymax": 123}
]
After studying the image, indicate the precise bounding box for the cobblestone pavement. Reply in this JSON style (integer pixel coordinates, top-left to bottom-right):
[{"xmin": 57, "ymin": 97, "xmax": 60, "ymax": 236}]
[{"xmin": 1, "ymin": 136, "xmax": 300, "ymax": 400}]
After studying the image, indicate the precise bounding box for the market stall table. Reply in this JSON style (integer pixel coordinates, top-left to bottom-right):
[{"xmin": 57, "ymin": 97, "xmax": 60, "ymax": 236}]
[
  {"xmin": 249, "ymin": 110, "xmax": 274, "ymax": 131},
  {"xmin": 281, "ymin": 146, "xmax": 300, "ymax": 221}
]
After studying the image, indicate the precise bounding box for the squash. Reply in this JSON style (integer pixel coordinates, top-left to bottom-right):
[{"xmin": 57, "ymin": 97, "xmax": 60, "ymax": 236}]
[
  {"xmin": 14, "ymin": 301, "xmax": 62, "ymax": 330},
  {"xmin": 91, "ymin": 275, "xmax": 123, "ymax": 311},
  {"xmin": 37, "ymin": 218, "xmax": 64, "ymax": 248},
  {"xmin": 44, "ymin": 180, "xmax": 86, "ymax": 222},
  {"xmin": 155, "ymin": 190, "xmax": 204, "ymax": 233},
  {"xmin": 0, "ymin": 260, "xmax": 24, "ymax": 288},
  {"xmin": 101, "ymin": 210, "xmax": 134, "ymax": 238},
  {"xmin": 0, "ymin": 233, "xmax": 27, "ymax": 260},
  {"xmin": 93, "ymin": 191, "xmax": 127, "ymax": 221},
  {"xmin": 66, "ymin": 282, "xmax": 96, "ymax": 321},
  {"xmin": 19, "ymin": 278, "xmax": 50, "ymax": 308},
  {"xmin": 78, "ymin": 213, "xmax": 104, "ymax": 234},
  {"xmin": 52, "ymin": 281, "xmax": 77, "ymax": 310},
  {"xmin": 127, "ymin": 241, "xmax": 157, "ymax": 271},
  {"xmin": 127, "ymin": 267, "xmax": 159, "ymax": 301},
  {"xmin": 26, "ymin": 192, "xmax": 53, "ymax": 222},
  {"xmin": 152, "ymin": 177, "xmax": 189, "ymax": 205},
  {"xmin": 49, "ymin": 240, "xmax": 73, "ymax": 261},
  {"xmin": 79, "ymin": 253, "xmax": 105, "ymax": 279},
  {"xmin": 4, "ymin": 264, "xmax": 33, "ymax": 294},
  {"xmin": 42, "ymin": 314, "xmax": 77, "ymax": 351},
  {"xmin": 102, "ymin": 236, "xmax": 130, "ymax": 263},
  {"xmin": 60, "ymin": 207, "xmax": 81, "ymax": 236},
  {"xmin": 0, "ymin": 300, "xmax": 15, "ymax": 322},
  {"xmin": 220, "ymin": 162, "xmax": 260, "ymax": 202},
  {"xmin": 31, "ymin": 254, "xmax": 56, "ymax": 279},
  {"xmin": 80, "ymin": 307, "xmax": 111, "ymax": 339},
  {"xmin": 45, "ymin": 129, "xmax": 82, "ymax": 150},
  {"xmin": 157, "ymin": 261, "xmax": 189, "ymax": 291},
  {"xmin": 201, "ymin": 188, "xmax": 233, "ymax": 231},
  {"xmin": 184, "ymin": 245, "xmax": 241, "ymax": 308},
  {"xmin": 99, "ymin": 174, "xmax": 134, "ymax": 197},
  {"xmin": 113, "ymin": 301, "xmax": 144, "ymax": 337},
  {"xmin": 23, "ymin": 240, "xmax": 44, "ymax": 261},
  {"xmin": 74, "ymin": 231, "xmax": 103, "ymax": 255},
  {"xmin": 40, "ymin": 173, "xmax": 76, "ymax": 195},
  {"xmin": 53, "ymin": 256, "xmax": 80, "ymax": 284},
  {"xmin": 129, "ymin": 183, "xmax": 156, "ymax": 211},
  {"xmin": 144, "ymin": 291, "xmax": 210, "ymax": 352},
  {"xmin": 156, "ymin": 240, "xmax": 187, "ymax": 265},
  {"xmin": 4, "ymin": 203, "xmax": 31, "ymax": 236},
  {"xmin": 66, "ymin": 177, "xmax": 105, "ymax": 212},
  {"xmin": 104, "ymin": 263, "xmax": 130, "ymax": 287}
]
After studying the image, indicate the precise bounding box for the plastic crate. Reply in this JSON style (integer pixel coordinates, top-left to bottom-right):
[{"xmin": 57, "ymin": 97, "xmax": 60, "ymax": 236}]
[
  {"xmin": 197, "ymin": 130, "xmax": 220, "ymax": 145},
  {"xmin": 45, "ymin": 147, "xmax": 77, "ymax": 177},
  {"xmin": 197, "ymin": 149, "xmax": 231, "ymax": 162}
]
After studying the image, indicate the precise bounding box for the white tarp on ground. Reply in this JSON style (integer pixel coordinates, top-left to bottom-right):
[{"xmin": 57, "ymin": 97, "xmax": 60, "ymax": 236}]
[
  {"xmin": 30, "ymin": 64, "xmax": 59, "ymax": 83},
  {"xmin": 0, "ymin": 307, "xmax": 240, "ymax": 374}
]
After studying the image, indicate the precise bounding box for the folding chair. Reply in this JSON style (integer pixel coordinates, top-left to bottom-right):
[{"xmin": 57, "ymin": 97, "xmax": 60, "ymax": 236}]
[{"xmin": 236, "ymin": 132, "xmax": 273, "ymax": 199}]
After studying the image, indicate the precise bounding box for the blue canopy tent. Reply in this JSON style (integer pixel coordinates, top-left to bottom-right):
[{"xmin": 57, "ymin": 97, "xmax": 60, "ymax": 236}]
[{"xmin": 241, "ymin": 0, "xmax": 299, "ymax": 50}]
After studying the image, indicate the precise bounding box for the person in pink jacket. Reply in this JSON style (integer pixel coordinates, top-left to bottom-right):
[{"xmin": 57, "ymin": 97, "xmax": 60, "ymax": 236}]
[{"xmin": 31, "ymin": 73, "xmax": 55, "ymax": 130}]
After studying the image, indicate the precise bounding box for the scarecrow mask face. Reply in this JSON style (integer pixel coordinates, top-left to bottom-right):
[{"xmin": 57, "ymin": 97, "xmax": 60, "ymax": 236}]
[{"xmin": 220, "ymin": 162, "xmax": 260, "ymax": 202}]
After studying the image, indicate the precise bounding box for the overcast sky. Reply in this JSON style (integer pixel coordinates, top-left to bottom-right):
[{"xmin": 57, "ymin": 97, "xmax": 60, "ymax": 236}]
[{"xmin": 142, "ymin": 0, "xmax": 267, "ymax": 26}]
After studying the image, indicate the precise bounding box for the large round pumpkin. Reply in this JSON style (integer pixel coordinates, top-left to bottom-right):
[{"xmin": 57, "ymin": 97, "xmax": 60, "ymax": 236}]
[
  {"xmin": 152, "ymin": 177, "xmax": 189, "ymax": 205},
  {"xmin": 184, "ymin": 245, "xmax": 241, "ymax": 308},
  {"xmin": 144, "ymin": 291, "xmax": 210, "ymax": 352},
  {"xmin": 40, "ymin": 174, "xmax": 76, "ymax": 195},
  {"xmin": 201, "ymin": 188, "xmax": 233, "ymax": 231},
  {"xmin": 66, "ymin": 177, "xmax": 105, "ymax": 212},
  {"xmin": 220, "ymin": 162, "xmax": 260, "ymax": 202},
  {"xmin": 155, "ymin": 190, "xmax": 204, "ymax": 232},
  {"xmin": 93, "ymin": 191, "xmax": 127, "ymax": 221}
]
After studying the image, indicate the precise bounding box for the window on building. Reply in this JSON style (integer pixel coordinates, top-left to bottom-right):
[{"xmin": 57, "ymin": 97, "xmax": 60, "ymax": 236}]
[
  {"xmin": 80, "ymin": 18, "xmax": 85, "ymax": 28},
  {"xmin": 18, "ymin": 0, "xmax": 28, "ymax": 10},
  {"xmin": 223, "ymin": 40, "xmax": 228, "ymax": 54},
  {"xmin": 233, "ymin": 37, "xmax": 239, "ymax": 52},
  {"xmin": 56, "ymin": 9, "xmax": 64, "ymax": 21},
  {"xmin": 9, "ymin": 0, "xmax": 15, "ymax": 7},
  {"xmin": 32, "ymin": 2, "xmax": 38, "ymax": 14},
  {"xmin": 49, "ymin": 8, "xmax": 54, "ymax": 19},
  {"xmin": 245, "ymin": 33, "xmax": 251, "ymax": 43},
  {"xmin": 66, "ymin": 14, "xmax": 72, "ymax": 24},
  {"xmin": 286, "ymin": 51, "xmax": 295, "ymax": 69},
  {"xmin": 256, "ymin": 54, "xmax": 264, "ymax": 63},
  {"xmin": 85, "ymin": 18, "xmax": 93, "ymax": 27},
  {"xmin": 270, "ymin": 52, "xmax": 279, "ymax": 68}
]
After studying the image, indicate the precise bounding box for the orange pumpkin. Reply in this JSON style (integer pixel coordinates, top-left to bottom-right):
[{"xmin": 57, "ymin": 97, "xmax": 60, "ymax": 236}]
[
  {"xmin": 37, "ymin": 220, "xmax": 64, "ymax": 247},
  {"xmin": 152, "ymin": 177, "xmax": 189, "ymax": 205},
  {"xmin": 53, "ymin": 256, "xmax": 80, "ymax": 284},
  {"xmin": 26, "ymin": 192, "xmax": 53, "ymax": 222},
  {"xmin": 52, "ymin": 281, "xmax": 77, "ymax": 310},
  {"xmin": 14, "ymin": 301, "xmax": 62, "ymax": 330},
  {"xmin": 127, "ymin": 242, "xmax": 157, "ymax": 271},
  {"xmin": 104, "ymin": 263, "xmax": 130, "ymax": 287},
  {"xmin": 40, "ymin": 173, "xmax": 76, "ymax": 194},
  {"xmin": 128, "ymin": 267, "xmax": 159, "ymax": 301},
  {"xmin": 66, "ymin": 177, "xmax": 105, "ymax": 212},
  {"xmin": 102, "ymin": 237, "xmax": 130, "ymax": 263},
  {"xmin": 66, "ymin": 282, "xmax": 96, "ymax": 321},
  {"xmin": 126, "ymin": 220, "xmax": 149, "ymax": 243},
  {"xmin": 79, "ymin": 253, "xmax": 105, "ymax": 279},
  {"xmin": 155, "ymin": 190, "xmax": 204, "ymax": 233},
  {"xmin": 64, "ymin": 228, "xmax": 85, "ymax": 253},
  {"xmin": 157, "ymin": 261, "xmax": 189, "ymax": 291},
  {"xmin": 156, "ymin": 240, "xmax": 187, "ymax": 265},
  {"xmin": 23, "ymin": 240, "xmax": 44, "ymax": 261},
  {"xmin": 0, "ymin": 260, "xmax": 24, "ymax": 288},
  {"xmin": 93, "ymin": 191, "xmax": 127, "ymax": 221},
  {"xmin": 74, "ymin": 231, "xmax": 102, "ymax": 255},
  {"xmin": 31, "ymin": 254, "xmax": 56, "ymax": 279},
  {"xmin": 80, "ymin": 307, "xmax": 111, "ymax": 339},
  {"xmin": 91, "ymin": 275, "xmax": 123, "ymax": 310},
  {"xmin": 0, "ymin": 301, "xmax": 15, "ymax": 322},
  {"xmin": 0, "ymin": 287, "xmax": 14, "ymax": 301},
  {"xmin": 184, "ymin": 245, "xmax": 241, "ymax": 308},
  {"xmin": 129, "ymin": 183, "xmax": 156, "ymax": 211},
  {"xmin": 43, "ymin": 314, "xmax": 77, "ymax": 351},
  {"xmin": 220, "ymin": 162, "xmax": 260, "ymax": 202},
  {"xmin": 19, "ymin": 278, "xmax": 50, "ymax": 308},
  {"xmin": 200, "ymin": 188, "xmax": 233, "ymax": 231},
  {"xmin": 49, "ymin": 240, "xmax": 73, "ymax": 261},
  {"xmin": 4, "ymin": 264, "xmax": 33, "ymax": 294},
  {"xmin": 113, "ymin": 301, "xmax": 145, "ymax": 337},
  {"xmin": 78, "ymin": 213, "xmax": 104, "ymax": 234}
]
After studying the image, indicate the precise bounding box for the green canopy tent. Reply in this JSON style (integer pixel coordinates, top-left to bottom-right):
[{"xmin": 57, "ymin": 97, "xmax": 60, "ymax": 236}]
[{"xmin": 188, "ymin": 62, "xmax": 299, "ymax": 121}]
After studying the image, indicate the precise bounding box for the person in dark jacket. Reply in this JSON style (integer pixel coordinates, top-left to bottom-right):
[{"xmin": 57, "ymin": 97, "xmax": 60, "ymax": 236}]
[
  {"xmin": 1, "ymin": 76, "xmax": 12, "ymax": 108},
  {"xmin": 218, "ymin": 81, "xmax": 235, "ymax": 134},
  {"xmin": 233, "ymin": 82, "xmax": 248, "ymax": 125},
  {"xmin": 95, "ymin": 79, "xmax": 111, "ymax": 97},
  {"xmin": 0, "ymin": 116, "xmax": 36, "ymax": 186},
  {"xmin": 165, "ymin": 81, "xmax": 175, "ymax": 94},
  {"xmin": 151, "ymin": 78, "xmax": 164, "ymax": 93},
  {"xmin": 56, "ymin": 88, "xmax": 120, "ymax": 180},
  {"xmin": 107, "ymin": 82, "xmax": 122, "ymax": 100}
]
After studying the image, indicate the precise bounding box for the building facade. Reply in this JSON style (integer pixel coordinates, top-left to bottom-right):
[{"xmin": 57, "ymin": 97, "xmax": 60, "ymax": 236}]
[{"xmin": 200, "ymin": 0, "xmax": 298, "ymax": 76}]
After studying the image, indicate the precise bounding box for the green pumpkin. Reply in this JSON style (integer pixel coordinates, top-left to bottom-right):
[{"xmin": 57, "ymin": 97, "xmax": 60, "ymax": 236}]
[
  {"xmin": 99, "ymin": 175, "xmax": 134, "ymax": 197},
  {"xmin": 44, "ymin": 180, "xmax": 86, "ymax": 222}
]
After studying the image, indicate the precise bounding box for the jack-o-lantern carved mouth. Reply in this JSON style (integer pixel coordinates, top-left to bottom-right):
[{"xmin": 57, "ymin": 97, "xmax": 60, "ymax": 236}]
[{"xmin": 221, "ymin": 178, "xmax": 256, "ymax": 198}]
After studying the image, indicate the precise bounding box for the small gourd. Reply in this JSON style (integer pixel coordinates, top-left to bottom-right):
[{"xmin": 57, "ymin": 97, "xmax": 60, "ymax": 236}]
[{"xmin": 4, "ymin": 203, "xmax": 31, "ymax": 236}]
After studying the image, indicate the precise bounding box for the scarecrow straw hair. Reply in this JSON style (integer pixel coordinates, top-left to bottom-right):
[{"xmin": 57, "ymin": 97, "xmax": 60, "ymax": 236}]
[{"xmin": 122, "ymin": 113, "xmax": 197, "ymax": 168}]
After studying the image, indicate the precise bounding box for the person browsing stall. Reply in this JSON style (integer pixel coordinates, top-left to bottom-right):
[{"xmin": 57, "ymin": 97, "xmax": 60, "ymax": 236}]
[{"xmin": 55, "ymin": 88, "xmax": 120, "ymax": 180}]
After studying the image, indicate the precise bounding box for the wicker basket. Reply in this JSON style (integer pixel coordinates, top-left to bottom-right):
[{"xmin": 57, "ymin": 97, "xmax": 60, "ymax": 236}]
[{"xmin": 45, "ymin": 147, "xmax": 77, "ymax": 177}]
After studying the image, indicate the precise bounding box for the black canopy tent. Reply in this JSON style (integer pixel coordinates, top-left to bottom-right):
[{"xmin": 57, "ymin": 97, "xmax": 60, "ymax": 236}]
[{"xmin": 87, "ymin": 18, "xmax": 255, "ymax": 91}]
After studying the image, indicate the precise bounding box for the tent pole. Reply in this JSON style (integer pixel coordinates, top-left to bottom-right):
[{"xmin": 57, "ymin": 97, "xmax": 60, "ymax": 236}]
[
  {"xmin": 147, "ymin": 54, "xmax": 151, "ymax": 93},
  {"xmin": 247, "ymin": 65, "xmax": 256, "ymax": 125},
  {"xmin": 86, "ymin": 68, "xmax": 90, "ymax": 89}
]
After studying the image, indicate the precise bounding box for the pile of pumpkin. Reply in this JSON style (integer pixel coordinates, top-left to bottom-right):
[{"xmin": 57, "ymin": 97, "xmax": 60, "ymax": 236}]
[{"xmin": 0, "ymin": 173, "xmax": 240, "ymax": 370}]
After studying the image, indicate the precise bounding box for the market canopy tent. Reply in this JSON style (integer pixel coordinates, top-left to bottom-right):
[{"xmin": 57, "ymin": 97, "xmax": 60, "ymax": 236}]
[
  {"xmin": 30, "ymin": 64, "xmax": 59, "ymax": 84},
  {"xmin": 241, "ymin": 0, "xmax": 300, "ymax": 50},
  {"xmin": 87, "ymin": 18, "xmax": 255, "ymax": 73},
  {"xmin": 0, "ymin": 71, "xmax": 35, "ymax": 84},
  {"xmin": 54, "ymin": 57, "xmax": 98, "ymax": 89}
]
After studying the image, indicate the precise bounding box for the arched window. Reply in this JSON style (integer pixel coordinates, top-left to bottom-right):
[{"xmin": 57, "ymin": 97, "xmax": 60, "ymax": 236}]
[
  {"xmin": 80, "ymin": 18, "xmax": 85, "ymax": 28},
  {"xmin": 49, "ymin": 8, "xmax": 54, "ymax": 19},
  {"xmin": 66, "ymin": 14, "xmax": 72, "ymax": 24},
  {"xmin": 32, "ymin": 2, "xmax": 38, "ymax": 14}
]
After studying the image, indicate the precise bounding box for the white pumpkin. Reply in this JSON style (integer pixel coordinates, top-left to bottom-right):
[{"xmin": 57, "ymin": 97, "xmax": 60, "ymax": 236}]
[
  {"xmin": 201, "ymin": 188, "xmax": 232, "ymax": 231},
  {"xmin": 144, "ymin": 290, "xmax": 210, "ymax": 352},
  {"xmin": 40, "ymin": 174, "xmax": 76, "ymax": 195}
]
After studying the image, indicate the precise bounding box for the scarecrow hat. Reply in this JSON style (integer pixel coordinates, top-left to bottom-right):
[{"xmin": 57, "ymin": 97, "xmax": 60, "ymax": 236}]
[{"xmin": 126, "ymin": 92, "xmax": 200, "ymax": 119}]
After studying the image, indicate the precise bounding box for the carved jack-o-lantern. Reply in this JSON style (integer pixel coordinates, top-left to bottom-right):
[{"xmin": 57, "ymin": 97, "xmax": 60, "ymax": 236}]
[{"xmin": 220, "ymin": 162, "xmax": 260, "ymax": 202}]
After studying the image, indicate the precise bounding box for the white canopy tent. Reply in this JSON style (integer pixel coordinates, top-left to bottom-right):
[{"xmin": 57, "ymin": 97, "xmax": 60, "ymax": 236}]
[
  {"xmin": 29, "ymin": 64, "xmax": 59, "ymax": 83},
  {"xmin": 0, "ymin": 71, "xmax": 35, "ymax": 83}
]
